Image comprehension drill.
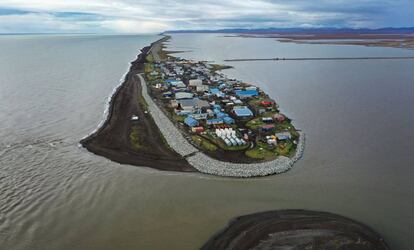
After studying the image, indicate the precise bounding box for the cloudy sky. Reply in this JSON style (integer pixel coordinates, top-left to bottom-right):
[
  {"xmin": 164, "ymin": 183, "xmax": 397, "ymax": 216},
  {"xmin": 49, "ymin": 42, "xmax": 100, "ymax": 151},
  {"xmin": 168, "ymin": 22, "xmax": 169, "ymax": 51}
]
[{"xmin": 0, "ymin": 0, "xmax": 413, "ymax": 34}]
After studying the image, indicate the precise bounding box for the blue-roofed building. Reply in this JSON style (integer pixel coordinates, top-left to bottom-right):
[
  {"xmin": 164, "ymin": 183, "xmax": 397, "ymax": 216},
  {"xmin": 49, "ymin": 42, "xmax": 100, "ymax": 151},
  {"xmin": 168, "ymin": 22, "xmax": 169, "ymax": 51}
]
[
  {"xmin": 223, "ymin": 116, "xmax": 235, "ymax": 124},
  {"xmin": 206, "ymin": 118, "xmax": 224, "ymax": 125},
  {"xmin": 216, "ymin": 112, "xmax": 228, "ymax": 118},
  {"xmin": 210, "ymin": 88, "xmax": 220, "ymax": 94},
  {"xmin": 233, "ymin": 106, "xmax": 254, "ymax": 117},
  {"xmin": 213, "ymin": 104, "xmax": 221, "ymax": 110},
  {"xmin": 184, "ymin": 117, "xmax": 199, "ymax": 127},
  {"xmin": 210, "ymin": 88, "xmax": 225, "ymax": 97},
  {"xmin": 235, "ymin": 90, "xmax": 259, "ymax": 98}
]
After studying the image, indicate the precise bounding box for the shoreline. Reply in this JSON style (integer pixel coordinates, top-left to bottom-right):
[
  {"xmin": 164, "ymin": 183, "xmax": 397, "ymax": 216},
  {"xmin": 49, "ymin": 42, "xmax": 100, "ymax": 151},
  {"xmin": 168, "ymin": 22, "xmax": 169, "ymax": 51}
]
[
  {"xmin": 80, "ymin": 39, "xmax": 196, "ymax": 172},
  {"xmin": 139, "ymin": 73, "xmax": 305, "ymax": 177},
  {"xmin": 229, "ymin": 33, "xmax": 414, "ymax": 49},
  {"xmin": 202, "ymin": 210, "xmax": 389, "ymax": 249},
  {"xmin": 81, "ymin": 35, "xmax": 305, "ymax": 177}
]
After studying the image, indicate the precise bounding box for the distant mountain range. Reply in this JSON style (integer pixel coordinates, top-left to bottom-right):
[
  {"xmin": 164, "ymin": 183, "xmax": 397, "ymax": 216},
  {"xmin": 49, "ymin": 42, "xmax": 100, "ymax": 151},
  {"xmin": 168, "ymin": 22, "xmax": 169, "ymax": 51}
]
[{"xmin": 164, "ymin": 27, "xmax": 414, "ymax": 35}]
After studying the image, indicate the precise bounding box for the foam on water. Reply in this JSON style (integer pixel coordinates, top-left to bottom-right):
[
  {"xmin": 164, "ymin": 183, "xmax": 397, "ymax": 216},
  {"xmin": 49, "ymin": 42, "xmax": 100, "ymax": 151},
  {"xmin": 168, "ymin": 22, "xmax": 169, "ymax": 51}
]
[{"xmin": 78, "ymin": 53, "xmax": 140, "ymax": 146}]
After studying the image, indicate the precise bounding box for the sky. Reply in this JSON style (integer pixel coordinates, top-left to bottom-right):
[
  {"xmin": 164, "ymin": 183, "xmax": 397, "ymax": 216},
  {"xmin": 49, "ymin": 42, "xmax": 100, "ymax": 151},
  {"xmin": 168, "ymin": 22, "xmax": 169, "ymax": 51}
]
[{"xmin": 0, "ymin": 0, "xmax": 413, "ymax": 34}]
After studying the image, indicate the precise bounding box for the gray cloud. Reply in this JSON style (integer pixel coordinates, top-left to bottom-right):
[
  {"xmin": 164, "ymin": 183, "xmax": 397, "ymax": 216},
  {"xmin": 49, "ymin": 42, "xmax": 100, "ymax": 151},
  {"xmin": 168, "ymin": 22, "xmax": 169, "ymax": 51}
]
[{"xmin": 0, "ymin": 0, "xmax": 412, "ymax": 33}]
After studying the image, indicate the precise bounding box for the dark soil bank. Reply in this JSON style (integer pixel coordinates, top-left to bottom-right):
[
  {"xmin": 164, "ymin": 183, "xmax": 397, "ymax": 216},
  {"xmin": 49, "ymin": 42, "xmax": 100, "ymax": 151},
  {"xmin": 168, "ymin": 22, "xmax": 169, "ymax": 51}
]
[
  {"xmin": 80, "ymin": 42, "xmax": 195, "ymax": 172},
  {"xmin": 202, "ymin": 210, "xmax": 389, "ymax": 250}
]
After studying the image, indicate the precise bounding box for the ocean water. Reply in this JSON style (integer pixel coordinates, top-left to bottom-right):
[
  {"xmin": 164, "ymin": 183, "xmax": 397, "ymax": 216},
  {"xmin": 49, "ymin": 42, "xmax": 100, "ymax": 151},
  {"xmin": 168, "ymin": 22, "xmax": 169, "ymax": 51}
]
[{"xmin": 1, "ymin": 33, "xmax": 414, "ymax": 250}]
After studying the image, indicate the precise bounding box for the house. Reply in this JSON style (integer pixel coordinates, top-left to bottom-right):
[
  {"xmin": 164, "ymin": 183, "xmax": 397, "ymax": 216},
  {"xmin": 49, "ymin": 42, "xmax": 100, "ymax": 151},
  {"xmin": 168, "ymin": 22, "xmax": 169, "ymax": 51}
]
[
  {"xmin": 162, "ymin": 91, "xmax": 172, "ymax": 98},
  {"xmin": 176, "ymin": 82, "xmax": 186, "ymax": 88},
  {"xmin": 191, "ymin": 126, "xmax": 204, "ymax": 133},
  {"xmin": 178, "ymin": 98, "xmax": 197, "ymax": 111},
  {"xmin": 184, "ymin": 116, "xmax": 199, "ymax": 127},
  {"xmin": 260, "ymin": 100, "xmax": 275, "ymax": 107},
  {"xmin": 196, "ymin": 85, "xmax": 209, "ymax": 92},
  {"xmin": 175, "ymin": 92, "xmax": 193, "ymax": 100},
  {"xmin": 166, "ymin": 80, "xmax": 184, "ymax": 87},
  {"xmin": 206, "ymin": 118, "xmax": 224, "ymax": 125},
  {"xmin": 262, "ymin": 117, "xmax": 273, "ymax": 123},
  {"xmin": 233, "ymin": 99, "xmax": 243, "ymax": 105},
  {"xmin": 260, "ymin": 124, "xmax": 275, "ymax": 132},
  {"xmin": 216, "ymin": 111, "xmax": 229, "ymax": 118},
  {"xmin": 245, "ymin": 86, "xmax": 257, "ymax": 91},
  {"xmin": 210, "ymin": 88, "xmax": 225, "ymax": 98},
  {"xmin": 195, "ymin": 99, "xmax": 210, "ymax": 109},
  {"xmin": 176, "ymin": 110, "xmax": 193, "ymax": 116},
  {"xmin": 273, "ymin": 113, "xmax": 286, "ymax": 122},
  {"xmin": 189, "ymin": 79, "xmax": 203, "ymax": 88},
  {"xmin": 191, "ymin": 112, "xmax": 208, "ymax": 120},
  {"xmin": 235, "ymin": 90, "xmax": 259, "ymax": 98},
  {"xmin": 223, "ymin": 116, "xmax": 235, "ymax": 124},
  {"xmin": 233, "ymin": 106, "xmax": 254, "ymax": 118},
  {"xmin": 275, "ymin": 131, "xmax": 292, "ymax": 140}
]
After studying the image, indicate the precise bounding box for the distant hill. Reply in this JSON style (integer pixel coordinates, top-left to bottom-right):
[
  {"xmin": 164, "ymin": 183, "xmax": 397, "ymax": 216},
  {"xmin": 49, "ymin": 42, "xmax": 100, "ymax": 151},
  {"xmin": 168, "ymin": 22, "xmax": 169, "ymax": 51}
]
[{"xmin": 164, "ymin": 27, "xmax": 414, "ymax": 35}]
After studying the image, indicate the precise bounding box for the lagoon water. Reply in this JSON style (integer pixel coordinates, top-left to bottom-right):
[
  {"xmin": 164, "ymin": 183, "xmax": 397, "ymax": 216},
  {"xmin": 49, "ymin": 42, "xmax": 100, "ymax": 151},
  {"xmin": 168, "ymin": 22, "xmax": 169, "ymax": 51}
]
[{"xmin": 1, "ymin": 33, "xmax": 414, "ymax": 249}]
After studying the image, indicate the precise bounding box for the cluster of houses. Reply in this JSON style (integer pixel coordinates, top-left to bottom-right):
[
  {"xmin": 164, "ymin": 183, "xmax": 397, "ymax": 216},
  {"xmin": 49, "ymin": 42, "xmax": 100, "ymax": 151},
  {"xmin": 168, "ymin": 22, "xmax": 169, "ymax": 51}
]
[{"xmin": 146, "ymin": 58, "xmax": 294, "ymax": 151}]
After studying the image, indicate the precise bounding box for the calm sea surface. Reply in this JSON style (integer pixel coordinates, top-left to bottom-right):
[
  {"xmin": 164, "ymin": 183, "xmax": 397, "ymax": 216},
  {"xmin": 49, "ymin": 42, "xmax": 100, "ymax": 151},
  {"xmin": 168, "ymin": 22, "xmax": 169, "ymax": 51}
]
[{"xmin": 1, "ymin": 33, "xmax": 414, "ymax": 250}]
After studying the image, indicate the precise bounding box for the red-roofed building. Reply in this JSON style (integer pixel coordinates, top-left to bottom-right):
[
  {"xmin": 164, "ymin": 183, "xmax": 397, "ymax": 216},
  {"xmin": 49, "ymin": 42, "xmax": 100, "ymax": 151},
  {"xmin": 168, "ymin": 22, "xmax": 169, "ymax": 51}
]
[
  {"xmin": 260, "ymin": 100, "xmax": 274, "ymax": 107},
  {"xmin": 260, "ymin": 124, "xmax": 275, "ymax": 132}
]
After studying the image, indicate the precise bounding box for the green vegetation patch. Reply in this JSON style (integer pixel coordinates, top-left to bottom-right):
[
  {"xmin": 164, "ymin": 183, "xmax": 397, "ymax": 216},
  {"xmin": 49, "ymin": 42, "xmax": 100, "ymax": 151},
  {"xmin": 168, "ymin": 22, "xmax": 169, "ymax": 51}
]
[
  {"xmin": 144, "ymin": 63, "xmax": 155, "ymax": 73},
  {"xmin": 137, "ymin": 94, "xmax": 148, "ymax": 109},
  {"xmin": 130, "ymin": 126, "xmax": 144, "ymax": 151},
  {"xmin": 245, "ymin": 146, "xmax": 275, "ymax": 160},
  {"xmin": 275, "ymin": 120, "xmax": 294, "ymax": 132},
  {"xmin": 146, "ymin": 53, "xmax": 154, "ymax": 63},
  {"xmin": 192, "ymin": 135, "xmax": 218, "ymax": 151},
  {"xmin": 275, "ymin": 141, "xmax": 295, "ymax": 157},
  {"xmin": 246, "ymin": 117, "xmax": 266, "ymax": 130},
  {"xmin": 172, "ymin": 113, "xmax": 185, "ymax": 122}
]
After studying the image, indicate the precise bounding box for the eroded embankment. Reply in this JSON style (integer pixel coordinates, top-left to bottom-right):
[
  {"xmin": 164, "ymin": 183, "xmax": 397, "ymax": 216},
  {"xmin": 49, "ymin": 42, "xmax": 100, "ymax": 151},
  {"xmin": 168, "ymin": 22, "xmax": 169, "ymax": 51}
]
[{"xmin": 201, "ymin": 210, "xmax": 389, "ymax": 250}]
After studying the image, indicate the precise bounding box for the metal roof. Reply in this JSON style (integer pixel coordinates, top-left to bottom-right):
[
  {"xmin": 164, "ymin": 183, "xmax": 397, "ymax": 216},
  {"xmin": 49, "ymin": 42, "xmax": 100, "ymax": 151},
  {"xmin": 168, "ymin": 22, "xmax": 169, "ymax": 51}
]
[{"xmin": 233, "ymin": 107, "xmax": 253, "ymax": 117}]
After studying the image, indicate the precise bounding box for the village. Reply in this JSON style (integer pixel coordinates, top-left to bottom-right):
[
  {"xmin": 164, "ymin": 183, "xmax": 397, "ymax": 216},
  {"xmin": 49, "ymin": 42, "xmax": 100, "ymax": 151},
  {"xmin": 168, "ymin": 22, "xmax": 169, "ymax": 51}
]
[{"xmin": 143, "ymin": 55, "xmax": 300, "ymax": 161}]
